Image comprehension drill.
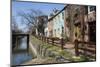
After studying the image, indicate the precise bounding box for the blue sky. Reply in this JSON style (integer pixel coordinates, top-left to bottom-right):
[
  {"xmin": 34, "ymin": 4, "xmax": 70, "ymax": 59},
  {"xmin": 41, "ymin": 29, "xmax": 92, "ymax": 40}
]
[{"xmin": 12, "ymin": 1, "xmax": 65, "ymax": 31}]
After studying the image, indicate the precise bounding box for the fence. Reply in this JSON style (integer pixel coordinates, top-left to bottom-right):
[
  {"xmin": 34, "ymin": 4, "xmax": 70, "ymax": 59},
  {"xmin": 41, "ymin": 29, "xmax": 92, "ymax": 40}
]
[
  {"xmin": 34, "ymin": 35, "xmax": 65, "ymax": 50},
  {"xmin": 34, "ymin": 35, "xmax": 96, "ymax": 58},
  {"xmin": 74, "ymin": 39, "xmax": 96, "ymax": 58}
]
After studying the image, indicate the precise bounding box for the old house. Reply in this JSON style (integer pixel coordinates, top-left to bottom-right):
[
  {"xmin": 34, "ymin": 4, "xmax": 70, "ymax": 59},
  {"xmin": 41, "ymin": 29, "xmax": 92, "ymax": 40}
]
[
  {"xmin": 87, "ymin": 6, "xmax": 96, "ymax": 42},
  {"xmin": 64, "ymin": 4, "xmax": 96, "ymax": 43},
  {"xmin": 36, "ymin": 15, "xmax": 48, "ymax": 36},
  {"xmin": 47, "ymin": 15, "xmax": 54, "ymax": 37},
  {"xmin": 45, "ymin": 4, "xmax": 96, "ymax": 44},
  {"xmin": 48, "ymin": 8, "xmax": 65, "ymax": 38}
]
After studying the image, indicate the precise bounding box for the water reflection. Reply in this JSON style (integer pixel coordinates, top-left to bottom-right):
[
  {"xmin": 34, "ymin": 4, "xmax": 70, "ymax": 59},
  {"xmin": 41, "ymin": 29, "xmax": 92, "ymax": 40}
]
[
  {"xmin": 12, "ymin": 36, "xmax": 32, "ymax": 65},
  {"xmin": 18, "ymin": 37, "xmax": 27, "ymax": 50},
  {"xmin": 12, "ymin": 52, "xmax": 32, "ymax": 65}
]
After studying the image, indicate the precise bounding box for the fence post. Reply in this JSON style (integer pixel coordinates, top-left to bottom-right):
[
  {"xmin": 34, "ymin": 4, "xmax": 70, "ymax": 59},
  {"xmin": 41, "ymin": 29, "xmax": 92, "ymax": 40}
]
[
  {"xmin": 42, "ymin": 36, "xmax": 44, "ymax": 41},
  {"xmin": 61, "ymin": 38, "xmax": 64, "ymax": 50},
  {"xmin": 46, "ymin": 37, "xmax": 47, "ymax": 42},
  {"xmin": 27, "ymin": 34, "xmax": 29, "ymax": 53},
  {"xmin": 41, "ymin": 36, "xmax": 43, "ymax": 41},
  {"xmin": 44, "ymin": 37, "xmax": 46, "ymax": 42},
  {"xmin": 75, "ymin": 39, "xmax": 79, "ymax": 56},
  {"xmin": 40, "ymin": 36, "xmax": 42, "ymax": 40},
  {"xmin": 47, "ymin": 37, "xmax": 48, "ymax": 43},
  {"xmin": 52, "ymin": 38, "xmax": 54, "ymax": 45}
]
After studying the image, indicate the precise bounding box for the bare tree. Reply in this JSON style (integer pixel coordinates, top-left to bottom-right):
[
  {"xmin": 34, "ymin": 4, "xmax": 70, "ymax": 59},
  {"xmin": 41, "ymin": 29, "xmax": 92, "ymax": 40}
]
[
  {"xmin": 18, "ymin": 9, "xmax": 47, "ymax": 35},
  {"xmin": 12, "ymin": 16, "xmax": 18, "ymax": 30},
  {"xmin": 12, "ymin": 16, "xmax": 23, "ymax": 34}
]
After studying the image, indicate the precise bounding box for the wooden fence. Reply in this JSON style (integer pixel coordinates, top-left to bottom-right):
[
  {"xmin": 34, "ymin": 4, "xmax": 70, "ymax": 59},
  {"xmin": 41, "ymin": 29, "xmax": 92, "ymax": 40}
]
[
  {"xmin": 34, "ymin": 35, "xmax": 65, "ymax": 50},
  {"xmin": 74, "ymin": 39, "xmax": 96, "ymax": 58},
  {"xmin": 34, "ymin": 35, "xmax": 96, "ymax": 58}
]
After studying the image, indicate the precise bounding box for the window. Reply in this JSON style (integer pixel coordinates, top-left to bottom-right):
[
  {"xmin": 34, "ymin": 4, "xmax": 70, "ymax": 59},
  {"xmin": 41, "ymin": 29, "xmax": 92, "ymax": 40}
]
[
  {"xmin": 58, "ymin": 28, "xmax": 60, "ymax": 31},
  {"xmin": 55, "ymin": 29, "xmax": 56, "ymax": 36},
  {"xmin": 62, "ymin": 26, "xmax": 64, "ymax": 33},
  {"xmin": 84, "ymin": 6, "xmax": 88, "ymax": 15},
  {"xmin": 89, "ymin": 21, "xmax": 96, "ymax": 42},
  {"xmin": 58, "ymin": 15, "xmax": 60, "ymax": 22},
  {"xmin": 62, "ymin": 12, "xmax": 64, "ymax": 19},
  {"xmin": 90, "ymin": 6, "xmax": 96, "ymax": 12}
]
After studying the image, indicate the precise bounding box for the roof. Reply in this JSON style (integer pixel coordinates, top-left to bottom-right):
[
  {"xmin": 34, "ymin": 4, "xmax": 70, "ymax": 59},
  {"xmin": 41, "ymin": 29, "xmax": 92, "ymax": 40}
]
[{"xmin": 48, "ymin": 5, "xmax": 67, "ymax": 21}]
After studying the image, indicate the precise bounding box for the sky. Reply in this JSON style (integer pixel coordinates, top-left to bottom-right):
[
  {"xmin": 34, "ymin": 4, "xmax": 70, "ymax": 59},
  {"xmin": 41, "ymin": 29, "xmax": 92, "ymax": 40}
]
[{"xmin": 12, "ymin": 1, "xmax": 65, "ymax": 32}]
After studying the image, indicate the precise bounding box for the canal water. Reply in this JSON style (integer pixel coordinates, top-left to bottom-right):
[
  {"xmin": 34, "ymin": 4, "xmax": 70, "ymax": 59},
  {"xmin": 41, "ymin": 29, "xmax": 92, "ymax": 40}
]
[
  {"xmin": 11, "ymin": 37, "xmax": 32, "ymax": 65},
  {"xmin": 18, "ymin": 37, "xmax": 27, "ymax": 50}
]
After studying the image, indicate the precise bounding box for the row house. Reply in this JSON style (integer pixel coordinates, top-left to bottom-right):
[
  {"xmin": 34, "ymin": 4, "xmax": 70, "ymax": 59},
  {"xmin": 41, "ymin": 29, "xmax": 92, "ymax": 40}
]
[
  {"xmin": 47, "ymin": 8, "xmax": 65, "ymax": 38},
  {"xmin": 65, "ymin": 4, "xmax": 96, "ymax": 43},
  {"xmin": 47, "ymin": 16, "xmax": 53, "ymax": 37},
  {"xmin": 87, "ymin": 6, "xmax": 96, "ymax": 42},
  {"xmin": 45, "ymin": 4, "xmax": 96, "ymax": 43},
  {"xmin": 44, "ymin": 15, "xmax": 54, "ymax": 37},
  {"xmin": 36, "ymin": 15, "xmax": 48, "ymax": 36},
  {"xmin": 64, "ymin": 5, "xmax": 75, "ymax": 42}
]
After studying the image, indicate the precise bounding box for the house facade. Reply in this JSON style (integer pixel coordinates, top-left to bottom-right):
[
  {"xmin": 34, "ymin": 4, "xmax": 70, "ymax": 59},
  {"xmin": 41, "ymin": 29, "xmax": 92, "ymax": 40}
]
[
  {"xmin": 64, "ymin": 5, "xmax": 75, "ymax": 42},
  {"xmin": 64, "ymin": 5, "xmax": 96, "ymax": 43},
  {"xmin": 36, "ymin": 15, "xmax": 48, "ymax": 36},
  {"xmin": 87, "ymin": 6, "xmax": 96, "ymax": 42},
  {"xmin": 48, "ymin": 9, "xmax": 65, "ymax": 38},
  {"xmin": 53, "ymin": 11, "xmax": 64, "ymax": 38},
  {"xmin": 45, "ymin": 5, "xmax": 96, "ymax": 44},
  {"xmin": 48, "ymin": 18, "xmax": 53, "ymax": 37}
]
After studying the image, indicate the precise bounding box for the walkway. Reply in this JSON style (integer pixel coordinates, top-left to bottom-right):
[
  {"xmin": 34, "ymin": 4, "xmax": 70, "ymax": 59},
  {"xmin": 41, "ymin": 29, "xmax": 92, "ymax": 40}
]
[
  {"xmin": 64, "ymin": 43, "xmax": 74, "ymax": 49},
  {"xmin": 63, "ymin": 43, "xmax": 75, "ymax": 55}
]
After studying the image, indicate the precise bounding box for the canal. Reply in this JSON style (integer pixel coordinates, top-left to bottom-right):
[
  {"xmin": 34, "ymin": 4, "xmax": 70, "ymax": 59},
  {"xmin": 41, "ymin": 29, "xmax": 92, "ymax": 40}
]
[
  {"xmin": 11, "ymin": 36, "xmax": 33, "ymax": 65},
  {"xmin": 11, "ymin": 36, "xmax": 71, "ymax": 65}
]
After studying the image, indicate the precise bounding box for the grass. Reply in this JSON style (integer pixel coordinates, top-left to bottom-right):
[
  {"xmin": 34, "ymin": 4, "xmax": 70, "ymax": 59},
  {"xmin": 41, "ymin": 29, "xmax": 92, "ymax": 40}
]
[{"xmin": 30, "ymin": 35, "xmax": 92, "ymax": 62}]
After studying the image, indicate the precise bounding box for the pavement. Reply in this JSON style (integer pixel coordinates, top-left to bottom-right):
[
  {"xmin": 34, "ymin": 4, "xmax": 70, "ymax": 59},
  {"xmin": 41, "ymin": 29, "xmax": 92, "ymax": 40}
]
[{"xmin": 63, "ymin": 43, "xmax": 75, "ymax": 55}]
